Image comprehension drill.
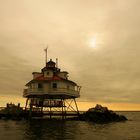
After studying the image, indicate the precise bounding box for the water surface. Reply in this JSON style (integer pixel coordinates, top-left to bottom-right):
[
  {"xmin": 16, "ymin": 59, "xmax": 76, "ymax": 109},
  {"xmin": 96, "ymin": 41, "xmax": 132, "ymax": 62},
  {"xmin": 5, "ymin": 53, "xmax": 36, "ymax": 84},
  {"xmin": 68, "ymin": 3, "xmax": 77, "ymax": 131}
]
[{"xmin": 0, "ymin": 112, "xmax": 140, "ymax": 140}]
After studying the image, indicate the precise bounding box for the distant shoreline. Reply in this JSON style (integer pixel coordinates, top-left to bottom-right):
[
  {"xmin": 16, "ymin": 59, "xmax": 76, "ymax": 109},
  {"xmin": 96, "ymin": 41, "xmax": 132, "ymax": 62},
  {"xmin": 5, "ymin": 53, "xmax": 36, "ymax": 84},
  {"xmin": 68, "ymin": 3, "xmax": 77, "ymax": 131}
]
[{"xmin": 1, "ymin": 107, "xmax": 140, "ymax": 112}]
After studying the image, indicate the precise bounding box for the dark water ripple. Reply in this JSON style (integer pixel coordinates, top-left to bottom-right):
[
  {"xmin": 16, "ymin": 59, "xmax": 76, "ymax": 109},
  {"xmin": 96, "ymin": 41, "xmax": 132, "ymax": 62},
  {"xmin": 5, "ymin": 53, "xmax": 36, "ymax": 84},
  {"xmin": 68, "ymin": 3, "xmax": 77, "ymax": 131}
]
[{"xmin": 0, "ymin": 112, "xmax": 140, "ymax": 140}]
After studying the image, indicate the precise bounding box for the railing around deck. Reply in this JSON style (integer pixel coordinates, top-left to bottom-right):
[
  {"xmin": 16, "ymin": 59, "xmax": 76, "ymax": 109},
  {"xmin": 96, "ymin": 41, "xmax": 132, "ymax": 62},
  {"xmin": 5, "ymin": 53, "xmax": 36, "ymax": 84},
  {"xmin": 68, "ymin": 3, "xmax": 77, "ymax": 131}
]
[{"xmin": 23, "ymin": 88, "xmax": 80, "ymax": 97}]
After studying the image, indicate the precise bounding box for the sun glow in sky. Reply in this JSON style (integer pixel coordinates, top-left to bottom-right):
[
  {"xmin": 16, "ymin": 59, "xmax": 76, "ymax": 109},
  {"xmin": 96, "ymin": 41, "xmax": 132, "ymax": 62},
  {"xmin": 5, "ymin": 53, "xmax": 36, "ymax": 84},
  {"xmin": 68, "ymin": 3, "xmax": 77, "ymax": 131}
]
[
  {"xmin": 0, "ymin": 0, "xmax": 140, "ymax": 110},
  {"xmin": 88, "ymin": 37, "xmax": 97, "ymax": 48}
]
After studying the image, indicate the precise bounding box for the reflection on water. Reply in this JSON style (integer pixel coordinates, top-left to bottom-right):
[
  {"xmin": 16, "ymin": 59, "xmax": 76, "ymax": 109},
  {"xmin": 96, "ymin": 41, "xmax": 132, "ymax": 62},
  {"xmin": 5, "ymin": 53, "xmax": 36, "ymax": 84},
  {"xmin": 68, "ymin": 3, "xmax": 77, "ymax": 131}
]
[
  {"xmin": 0, "ymin": 112, "xmax": 140, "ymax": 140},
  {"xmin": 24, "ymin": 119, "xmax": 78, "ymax": 140}
]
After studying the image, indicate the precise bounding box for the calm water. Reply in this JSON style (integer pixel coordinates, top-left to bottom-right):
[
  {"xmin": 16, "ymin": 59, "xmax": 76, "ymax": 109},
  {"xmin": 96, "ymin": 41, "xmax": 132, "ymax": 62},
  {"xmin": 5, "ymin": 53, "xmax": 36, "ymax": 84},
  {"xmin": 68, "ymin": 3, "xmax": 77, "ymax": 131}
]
[{"xmin": 0, "ymin": 112, "xmax": 140, "ymax": 140}]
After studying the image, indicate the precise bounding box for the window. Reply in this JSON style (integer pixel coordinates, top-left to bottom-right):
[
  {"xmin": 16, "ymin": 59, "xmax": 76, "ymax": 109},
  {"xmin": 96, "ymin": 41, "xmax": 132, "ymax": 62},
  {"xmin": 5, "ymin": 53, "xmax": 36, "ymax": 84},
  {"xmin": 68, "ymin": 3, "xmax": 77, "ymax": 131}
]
[
  {"xmin": 52, "ymin": 83, "xmax": 57, "ymax": 88},
  {"xmin": 67, "ymin": 85, "xmax": 70, "ymax": 89},
  {"xmin": 38, "ymin": 83, "xmax": 43, "ymax": 88},
  {"xmin": 47, "ymin": 72, "xmax": 49, "ymax": 75}
]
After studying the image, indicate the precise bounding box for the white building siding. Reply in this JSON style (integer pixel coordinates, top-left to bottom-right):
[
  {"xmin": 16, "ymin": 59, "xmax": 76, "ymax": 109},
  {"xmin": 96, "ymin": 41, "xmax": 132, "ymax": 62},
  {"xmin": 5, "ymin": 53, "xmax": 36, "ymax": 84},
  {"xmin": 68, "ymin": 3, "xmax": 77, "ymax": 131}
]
[
  {"xmin": 58, "ymin": 72, "xmax": 68, "ymax": 79},
  {"xmin": 29, "ymin": 81, "xmax": 75, "ymax": 91},
  {"xmin": 68, "ymin": 84, "xmax": 75, "ymax": 90},
  {"xmin": 44, "ymin": 70, "xmax": 53, "ymax": 78},
  {"xmin": 31, "ymin": 83, "xmax": 38, "ymax": 89},
  {"xmin": 50, "ymin": 81, "xmax": 75, "ymax": 90},
  {"xmin": 43, "ymin": 83, "xmax": 50, "ymax": 91}
]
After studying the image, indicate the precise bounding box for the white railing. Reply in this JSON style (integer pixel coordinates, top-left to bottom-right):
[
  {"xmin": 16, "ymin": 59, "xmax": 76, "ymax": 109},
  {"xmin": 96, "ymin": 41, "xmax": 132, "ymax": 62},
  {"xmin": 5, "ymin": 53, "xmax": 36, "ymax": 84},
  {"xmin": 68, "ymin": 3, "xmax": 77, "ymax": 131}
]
[{"xmin": 23, "ymin": 88, "xmax": 80, "ymax": 97}]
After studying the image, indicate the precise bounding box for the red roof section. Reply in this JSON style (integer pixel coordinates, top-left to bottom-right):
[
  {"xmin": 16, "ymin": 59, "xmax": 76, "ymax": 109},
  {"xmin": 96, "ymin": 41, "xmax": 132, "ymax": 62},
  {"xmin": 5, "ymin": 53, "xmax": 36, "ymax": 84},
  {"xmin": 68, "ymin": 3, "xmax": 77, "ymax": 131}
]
[
  {"xmin": 25, "ymin": 74, "xmax": 77, "ymax": 86},
  {"xmin": 35, "ymin": 75, "xmax": 62, "ymax": 81}
]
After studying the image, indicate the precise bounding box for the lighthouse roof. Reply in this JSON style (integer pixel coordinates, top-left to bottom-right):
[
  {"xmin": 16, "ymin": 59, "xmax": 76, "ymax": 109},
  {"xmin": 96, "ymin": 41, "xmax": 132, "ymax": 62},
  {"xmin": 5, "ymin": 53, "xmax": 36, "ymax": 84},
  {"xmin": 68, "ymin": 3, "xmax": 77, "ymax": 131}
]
[
  {"xmin": 36, "ymin": 75, "xmax": 61, "ymax": 80},
  {"xmin": 25, "ymin": 75, "xmax": 77, "ymax": 86}
]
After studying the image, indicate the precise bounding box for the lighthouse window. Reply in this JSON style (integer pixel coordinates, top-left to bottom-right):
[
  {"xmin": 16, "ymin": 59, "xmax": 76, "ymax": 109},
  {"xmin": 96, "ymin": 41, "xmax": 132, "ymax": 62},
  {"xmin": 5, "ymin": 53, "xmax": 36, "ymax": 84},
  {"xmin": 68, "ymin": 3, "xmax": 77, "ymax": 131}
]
[
  {"xmin": 38, "ymin": 83, "xmax": 43, "ymax": 88},
  {"xmin": 67, "ymin": 85, "xmax": 70, "ymax": 89},
  {"xmin": 52, "ymin": 83, "xmax": 57, "ymax": 88}
]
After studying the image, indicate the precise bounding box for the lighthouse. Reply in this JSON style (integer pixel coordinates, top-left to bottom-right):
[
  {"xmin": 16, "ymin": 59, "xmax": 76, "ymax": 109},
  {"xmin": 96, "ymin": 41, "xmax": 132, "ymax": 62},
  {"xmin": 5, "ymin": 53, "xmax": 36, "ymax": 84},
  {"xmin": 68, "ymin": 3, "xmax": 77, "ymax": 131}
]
[{"xmin": 23, "ymin": 48, "xmax": 81, "ymax": 118}]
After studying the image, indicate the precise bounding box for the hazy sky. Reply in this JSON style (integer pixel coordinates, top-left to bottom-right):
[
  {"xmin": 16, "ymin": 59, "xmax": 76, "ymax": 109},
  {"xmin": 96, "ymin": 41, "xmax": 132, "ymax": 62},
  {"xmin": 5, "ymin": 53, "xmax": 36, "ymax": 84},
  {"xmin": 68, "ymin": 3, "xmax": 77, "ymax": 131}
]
[{"xmin": 0, "ymin": 0, "xmax": 140, "ymax": 110}]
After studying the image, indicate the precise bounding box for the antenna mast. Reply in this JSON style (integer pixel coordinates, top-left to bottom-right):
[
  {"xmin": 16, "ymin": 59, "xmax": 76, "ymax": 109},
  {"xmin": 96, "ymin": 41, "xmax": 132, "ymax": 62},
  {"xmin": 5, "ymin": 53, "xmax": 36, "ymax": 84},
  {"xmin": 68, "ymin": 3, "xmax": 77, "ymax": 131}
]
[
  {"xmin": 56, "ymin": 58, "xmax": 58, "ymax": 68},
  {"xmin": 44, "ymin": 46, "xmax": 48, "ymax": 65}
]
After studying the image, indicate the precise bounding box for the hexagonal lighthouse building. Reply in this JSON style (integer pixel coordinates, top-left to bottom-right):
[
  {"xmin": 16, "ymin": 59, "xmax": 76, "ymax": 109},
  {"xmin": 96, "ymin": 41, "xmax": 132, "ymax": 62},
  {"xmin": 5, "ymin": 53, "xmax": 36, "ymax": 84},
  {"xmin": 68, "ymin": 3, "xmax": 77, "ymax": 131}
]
[{"xmin": 23, "ymin": 49, "xmax": 81, "ymax": 118}]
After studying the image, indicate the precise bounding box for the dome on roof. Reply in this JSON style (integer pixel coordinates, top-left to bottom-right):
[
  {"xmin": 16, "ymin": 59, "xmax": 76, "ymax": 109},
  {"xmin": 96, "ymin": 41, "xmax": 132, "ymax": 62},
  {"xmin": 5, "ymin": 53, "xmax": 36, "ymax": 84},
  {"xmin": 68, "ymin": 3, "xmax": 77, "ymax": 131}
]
[
  {"xmin": 47, "ymin": 59, "xmax": 55, "ymax": 64},
  {"xmin": 46, "ymin": 59, "xmax": 56, "ymax": 68}
]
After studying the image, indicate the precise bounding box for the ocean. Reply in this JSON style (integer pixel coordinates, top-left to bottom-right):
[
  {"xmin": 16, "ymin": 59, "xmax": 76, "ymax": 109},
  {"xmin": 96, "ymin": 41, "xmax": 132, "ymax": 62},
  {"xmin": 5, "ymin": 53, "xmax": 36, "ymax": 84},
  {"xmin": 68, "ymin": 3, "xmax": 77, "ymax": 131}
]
[{"xmin": 0, "ymin": 112, "xmax": 140, "ymax": 140}]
